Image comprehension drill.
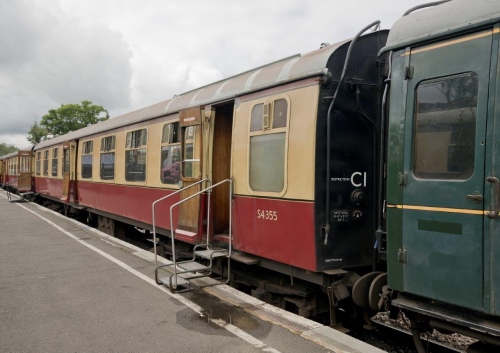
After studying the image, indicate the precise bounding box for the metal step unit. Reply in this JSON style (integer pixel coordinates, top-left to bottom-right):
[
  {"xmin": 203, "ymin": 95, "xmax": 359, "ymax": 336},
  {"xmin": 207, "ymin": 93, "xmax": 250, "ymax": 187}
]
[
  {"xmin": 155, "ymin": 247, "xmax": 230, "ymax": 292},
  {"xmin": 20, "ymin": 192, "xmax": 35, "ymax": 201},
  {"xmin": 151, "ymin": 179, "xmax": 233, "ymax": 293}
]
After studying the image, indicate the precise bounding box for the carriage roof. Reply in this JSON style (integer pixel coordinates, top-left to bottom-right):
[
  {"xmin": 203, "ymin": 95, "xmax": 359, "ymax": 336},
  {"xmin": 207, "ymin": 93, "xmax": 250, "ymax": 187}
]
[{"xmin": 380, "ymin": 0, "xmax": 500, "ymax": 54}]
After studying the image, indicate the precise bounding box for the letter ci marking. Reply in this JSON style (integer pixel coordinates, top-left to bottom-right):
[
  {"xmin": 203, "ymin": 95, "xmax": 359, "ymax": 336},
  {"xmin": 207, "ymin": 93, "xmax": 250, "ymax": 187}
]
[{"xmin": 351, "ymin": 172, "xmax": 367, "ymax": 187}]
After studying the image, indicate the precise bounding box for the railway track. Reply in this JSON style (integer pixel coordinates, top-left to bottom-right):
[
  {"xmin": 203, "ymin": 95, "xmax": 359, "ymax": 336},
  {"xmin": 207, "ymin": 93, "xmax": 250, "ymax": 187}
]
[{"xmin": 364, "ymin": 318, "xmax": 464, "ymax": 353}]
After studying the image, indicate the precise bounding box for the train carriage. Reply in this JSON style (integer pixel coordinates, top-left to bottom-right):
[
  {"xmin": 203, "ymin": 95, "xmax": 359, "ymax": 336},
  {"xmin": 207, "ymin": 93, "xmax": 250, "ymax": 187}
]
[
  {"xmin": 32, "ymin": 142, "xmax": 74, "ymax": 201},
  {"xmin": 381, "ymin": 0, "xmax": 500, "ymax": 349},
  {"xmin": 32, "ymin": 30, "xmax": 389, "ymax": 319},
  {"xmin": 1, "ymin": 148, "xmax": 33, "ymax": 193}
]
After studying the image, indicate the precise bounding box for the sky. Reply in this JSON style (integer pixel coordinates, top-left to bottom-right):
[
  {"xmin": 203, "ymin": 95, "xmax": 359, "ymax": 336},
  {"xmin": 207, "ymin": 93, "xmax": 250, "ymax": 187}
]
[{"xmin": 0, "ymin": 0, "xmax": 428, "ymax": 149}]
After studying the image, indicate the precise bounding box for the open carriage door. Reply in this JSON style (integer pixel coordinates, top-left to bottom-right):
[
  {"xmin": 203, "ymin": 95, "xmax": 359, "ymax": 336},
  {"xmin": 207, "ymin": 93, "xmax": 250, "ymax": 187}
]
[
  {"xmin": 177, "ymin": 108, "xmax": 204, "ymax": 243},
  {"xmin": 400, "ymin": 30, "xmax": 492, "ymax": 311},
  {"xmin": 208, "ymin": 103, "xmax": 233, "ymax": 238},
  {"xmin": 61, "ymin": 140, "xmax": 78, "ymax": 202}
]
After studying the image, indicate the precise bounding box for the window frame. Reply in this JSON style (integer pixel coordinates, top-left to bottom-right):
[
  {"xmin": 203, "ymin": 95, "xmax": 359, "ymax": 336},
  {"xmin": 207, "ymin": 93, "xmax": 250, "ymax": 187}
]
[
  {"xmin": 51, "ymin": 148, "xmax": 59, "ymax": 177},
  {"xmin": 180, "ymin": 124, "xmax": 202, "ymax": 181},
  {"xmin": 124, "ymin": 128, "xmax": 148, "ymax": 183},
  {"xmin": 412, "ymin": 72, "xmax": 478, "ymax": 181},
  {"xmin": 160, "ymin": 121, "xmax": 181, "ymax": 186},
  {"xmin": 247, "ymin": 94, "xmax": 290, "ymax": 196},
  {"xmin": 36, "ymin": 152, "xmax": 41, "ymax": 176},
  {"xmin": 81, "ymin": 140, "xmax": 93, "ymax": 179},
  {"xmin": 100, "ymin": 135, "xmax": 116, "ymax": 181},
  {"xmin": 43, "ymin": 150, "xmax": 49, "ymax": 177}
]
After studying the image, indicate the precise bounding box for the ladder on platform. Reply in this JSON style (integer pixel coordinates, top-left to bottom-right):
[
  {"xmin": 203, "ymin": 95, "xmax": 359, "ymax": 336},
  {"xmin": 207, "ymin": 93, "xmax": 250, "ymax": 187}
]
[{"xmin": 152, "ymin": 178, "xmax": 233, "ymax": 292}]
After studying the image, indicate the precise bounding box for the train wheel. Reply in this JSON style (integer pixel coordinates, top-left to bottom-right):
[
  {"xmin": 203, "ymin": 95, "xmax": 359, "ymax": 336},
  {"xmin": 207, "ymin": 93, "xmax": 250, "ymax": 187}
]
[
  {"xmin": 352, "ymin": 271, "xmax": 382, "ymax": 308},
  {"xmin": 368, "ymin": 273, "xmax": 387, "ymax": 311}
]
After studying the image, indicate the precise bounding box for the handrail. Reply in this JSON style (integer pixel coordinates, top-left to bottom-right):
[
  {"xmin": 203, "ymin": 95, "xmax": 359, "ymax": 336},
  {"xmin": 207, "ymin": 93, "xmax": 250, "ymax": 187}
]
[
  {"xmin": 5, "ymin": 174, "xmax": 32, "ymax": 201},
  {"xmin": 151, "ymin": 178, "xmax": 208, "ymax": 268},
  {"xmin": 169, "ymin": 178, "xmax": 233, "ymax": 288}
]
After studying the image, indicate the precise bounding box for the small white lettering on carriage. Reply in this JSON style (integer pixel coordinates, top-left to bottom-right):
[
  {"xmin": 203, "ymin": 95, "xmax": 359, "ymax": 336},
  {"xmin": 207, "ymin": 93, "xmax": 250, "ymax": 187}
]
[
  {"xmin": 325, "ymin": 258, "xmax": 342, "ymax": 263},
  {"xmin": 331, "ymin": 177, "xmax": 350, "ymax": 182}
]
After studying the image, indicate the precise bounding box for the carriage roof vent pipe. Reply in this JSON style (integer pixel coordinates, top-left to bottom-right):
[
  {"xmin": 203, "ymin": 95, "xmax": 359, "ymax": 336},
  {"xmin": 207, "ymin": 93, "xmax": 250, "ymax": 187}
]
[
  {"xmin": 324, "ymin": 19, "xmax": 380, "ymax": 246},
  {"xmin": 403, "ymin": 0, "xmax": 451, "ymax": 16}
]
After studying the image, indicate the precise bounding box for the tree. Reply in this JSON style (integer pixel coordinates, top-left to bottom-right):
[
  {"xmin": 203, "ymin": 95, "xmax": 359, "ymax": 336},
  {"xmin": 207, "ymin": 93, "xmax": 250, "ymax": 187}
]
[
  {"xmin": 27, "ymin": 100, "xmax": 109, "ymax": 144},
  {"xmin": 27, "ymin": 121, "xmax": 49, "ymax": 144},
  {"xmin": 0, "ymin": 142, "xmax": 18, "ymax": 156}
]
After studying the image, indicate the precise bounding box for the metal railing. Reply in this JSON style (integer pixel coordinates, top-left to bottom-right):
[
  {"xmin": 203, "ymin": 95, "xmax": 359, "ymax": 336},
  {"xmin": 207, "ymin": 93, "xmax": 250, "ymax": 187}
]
[
  {"xmin": 151, "ymin": 178, "xmax": 209, "ymax": 268},
  {"xmin": 168, "ymin": 178, "xmax": 233, "ymax": 288}
]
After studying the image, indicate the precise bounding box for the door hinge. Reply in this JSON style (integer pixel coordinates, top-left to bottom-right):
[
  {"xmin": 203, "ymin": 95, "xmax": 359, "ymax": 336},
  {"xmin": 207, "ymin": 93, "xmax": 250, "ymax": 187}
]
[
  {"xmin": 398, "ymin": 249, "xmax": 407, "ymax": 264},
  {"xmin": 398, "ymin": 172, "xmax": 407, "ymax": 186},
  {"xmin": 404, "ymin": 66, "xmax": 414, "ymax": 80}
]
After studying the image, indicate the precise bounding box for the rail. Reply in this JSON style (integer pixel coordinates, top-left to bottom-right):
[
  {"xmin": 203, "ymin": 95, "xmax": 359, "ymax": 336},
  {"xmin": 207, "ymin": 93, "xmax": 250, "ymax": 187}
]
[
  {"xmin": 5, "ymin": 174, "xmax": 32, "ymax": 202},
  {"xmin": 151, "ymin": 178, "xmax": 209, "ymax": 268},
  {"xmin": 168, "ymin": 178, "xmax": 233, "ymax": 287}
]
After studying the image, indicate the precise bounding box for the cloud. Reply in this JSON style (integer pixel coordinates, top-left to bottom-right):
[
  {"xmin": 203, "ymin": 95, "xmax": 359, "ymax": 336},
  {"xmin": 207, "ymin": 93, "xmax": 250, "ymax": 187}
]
[
  {"xmin": 0, "ymin": 0, "xmax": 426, "ymax": 149},
  {"xmin": 0, "ymin": 0, "xmax": 132, "ymax": 147}
]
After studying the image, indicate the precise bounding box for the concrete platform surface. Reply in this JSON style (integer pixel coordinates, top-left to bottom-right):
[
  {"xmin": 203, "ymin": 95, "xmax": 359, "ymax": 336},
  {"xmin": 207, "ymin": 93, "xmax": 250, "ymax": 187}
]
[{"xmin": 0, "ymin": 190, "xmax": 385, "ymax": 353}]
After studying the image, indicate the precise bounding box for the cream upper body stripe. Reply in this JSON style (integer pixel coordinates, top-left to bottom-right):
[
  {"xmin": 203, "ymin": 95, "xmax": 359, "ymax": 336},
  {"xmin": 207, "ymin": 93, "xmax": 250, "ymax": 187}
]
[
  {"xmin": 401, "ymin": 28, "xmax": 499, "ymax": 57},
  {"xmin": 387, "ymin": 204, "xmax": 486, "ymax": 215}
]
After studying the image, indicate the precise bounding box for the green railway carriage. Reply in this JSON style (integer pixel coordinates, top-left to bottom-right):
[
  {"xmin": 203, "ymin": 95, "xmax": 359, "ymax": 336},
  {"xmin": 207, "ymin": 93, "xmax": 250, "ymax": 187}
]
[{"xmin": 381, "ymin": 0, "xmax": 500, "ymax": 348}]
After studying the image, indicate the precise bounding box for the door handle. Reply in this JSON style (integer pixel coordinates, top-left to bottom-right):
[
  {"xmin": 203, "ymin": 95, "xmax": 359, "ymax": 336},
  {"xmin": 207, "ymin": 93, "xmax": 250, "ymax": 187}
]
[
  {"xmin": 487, "ymin": 177, "xmax": 500, "ymax": 219},
  {"xmin": 466, "ymin": 194, "xmax": 483, "ymax": 203}
]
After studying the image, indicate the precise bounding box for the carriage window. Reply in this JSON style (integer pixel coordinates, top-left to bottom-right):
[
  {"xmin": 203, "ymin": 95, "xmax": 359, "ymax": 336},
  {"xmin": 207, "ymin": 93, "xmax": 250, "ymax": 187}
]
[
  {"xmin": 20, "ymin": 156, "xmax": 30, "ymax": 173},
  {"xmin": 51, "ymin": 148, "xmax": 59, "ymax": 177},
  {"xmin": 81, "ymin": 141, "xmax": 93, "ymax": 179},
  {"xmin": 12, "ymin": 158, "xmax": 17, "ymax": 175},
  {"xmin": 36, "ymin": 152, "xmax": 41, "ymax": 176},
  {"xmin": 413, "ymin": 73, "xmax": 478, "ymax": 180},
  {"xmin": 161, "ymin": 122, "xmax": 181, "ymax": 184},
  {"xmin": 63, "ymin": 149, "xmax": 70, "ymax": 174},
  {"xmin": 249, "ymin": 97, "xmax": 289, "ymax": 192},
  {"xmin": 100, "ymin": 136, "xmax": 116, "ymax": 180},
  {"xmin": 125, "ymin": 129, "xmax": 147, "ymax": 182},
  {"xmin": 250, "ymin": 104, "xmax": 264, "ymax": 132},
  {"xmin": 272, "ymin": 99, "xmax": 288, "ymax": 128},
  {"xmin": 43, "ymin": 150, "xmax": 49, "ymax": 176},
  {"xmin": 250, "ymin": 134, "xmax": 286, "ymax": 191},
  {"xmin": 182, "ymin": 125, "xmax": 201, "ymax": 179}
]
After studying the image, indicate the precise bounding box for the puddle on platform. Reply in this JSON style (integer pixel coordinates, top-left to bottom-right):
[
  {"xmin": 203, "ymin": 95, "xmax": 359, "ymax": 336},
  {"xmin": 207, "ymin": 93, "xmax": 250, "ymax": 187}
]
[{"xmin": 176, "ymin": 288, "xmax": 272, "ymax": 339}]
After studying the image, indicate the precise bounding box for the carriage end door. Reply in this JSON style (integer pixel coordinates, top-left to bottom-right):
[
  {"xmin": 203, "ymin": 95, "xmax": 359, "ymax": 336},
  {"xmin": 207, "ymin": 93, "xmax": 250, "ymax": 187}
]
[{"xmin": 401, "ymin": 30, "xmax": 493, "ymax": 311}]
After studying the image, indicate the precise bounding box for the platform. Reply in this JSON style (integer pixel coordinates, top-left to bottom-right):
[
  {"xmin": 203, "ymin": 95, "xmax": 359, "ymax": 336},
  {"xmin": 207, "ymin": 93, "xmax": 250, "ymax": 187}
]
[{"xmin": 0, "ymin": 190, "xmax": 384, "ymax": 353}]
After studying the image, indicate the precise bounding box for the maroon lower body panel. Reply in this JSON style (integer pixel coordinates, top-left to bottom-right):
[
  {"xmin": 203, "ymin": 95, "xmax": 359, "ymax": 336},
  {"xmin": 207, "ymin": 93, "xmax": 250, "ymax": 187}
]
[
  {"xmin": 77, "ymin": 181, "xmax": 180, "ymax": 231},
  {"xmin": 36, "ymin": 180, "xmax": 318, "ymax": 272},
  {"xmin": 34, "ymin": 177, "xmax": 63, "ymax": 198},
  {"xmin": 232, "ymin": 196, "xmax": 317, "ymax": 272}
]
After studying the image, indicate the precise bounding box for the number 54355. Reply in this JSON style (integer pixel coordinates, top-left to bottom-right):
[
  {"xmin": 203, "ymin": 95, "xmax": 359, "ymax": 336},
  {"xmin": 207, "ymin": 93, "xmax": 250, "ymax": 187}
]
[{"xmin": 257, "ymin": 209, "xmax": 277, "ymax": 221}]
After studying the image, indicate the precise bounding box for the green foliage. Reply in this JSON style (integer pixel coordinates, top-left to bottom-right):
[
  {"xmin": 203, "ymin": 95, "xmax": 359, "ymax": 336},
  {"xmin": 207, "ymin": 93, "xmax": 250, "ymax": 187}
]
[
  {"xmin": 0, "ymin": 142, "xmax": 18, "ymax": 156},
  {"xmin": 27, "ymin": 100, "xmax": 109, "ymax": 144},
  {"xmin": 27, "ymin": 121, "xmax": 49, "ymax": 144}
]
